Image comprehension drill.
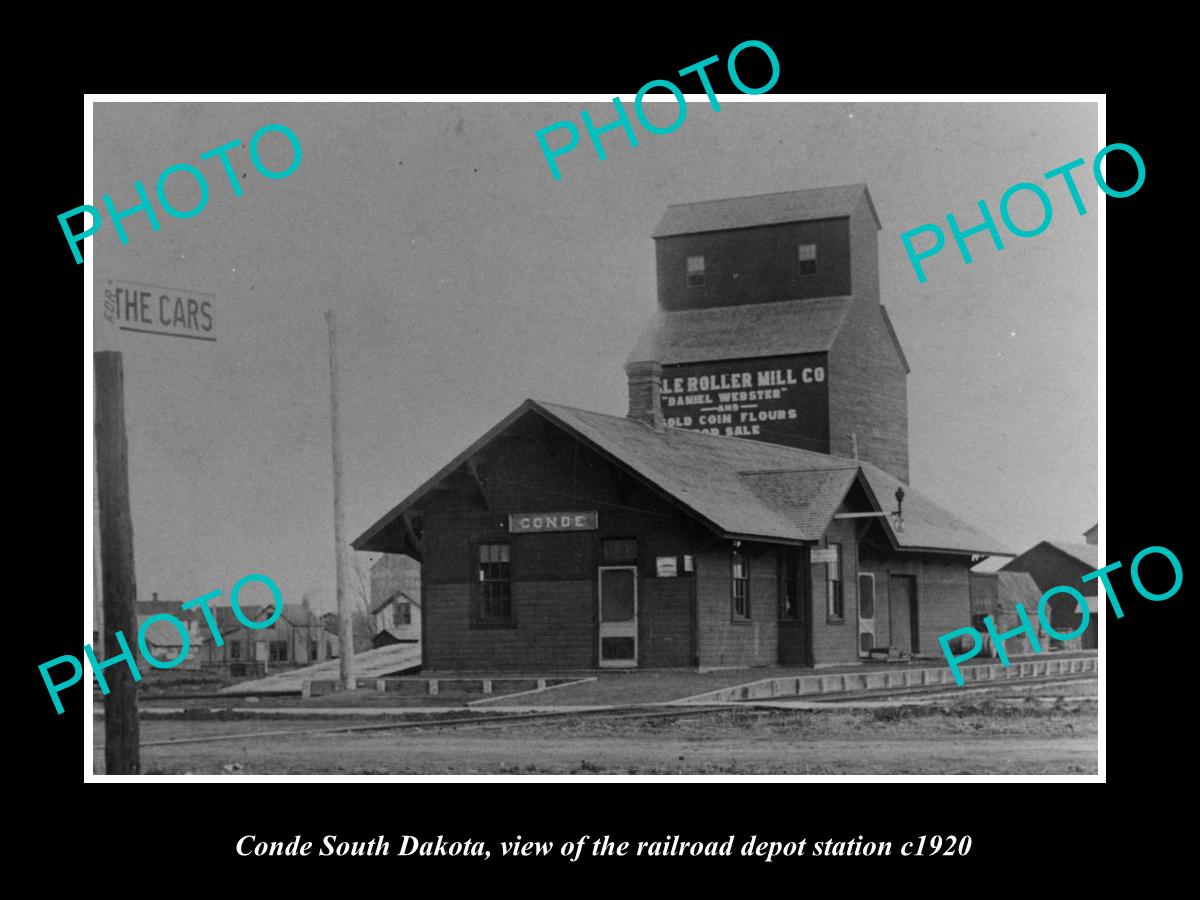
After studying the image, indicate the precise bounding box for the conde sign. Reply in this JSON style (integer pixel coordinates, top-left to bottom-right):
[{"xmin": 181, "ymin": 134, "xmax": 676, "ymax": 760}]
[
  {"xmin": 59, "ymin": 123, "xmax": 302, "ymax": 265},
  {"xmin": 938, "ymin": 544, "xmax": 1181, "ymax": 686},
  {"xmin": 534, "ymin": 39, "xmax": 781, "ymax": 181},
  {"xmin": 40, "ymin": 573, "xmax": 283, "ymax": 714},
  {"xmin": 900, "ymin": 142, "xmax": 1145, "ymax": 283}
]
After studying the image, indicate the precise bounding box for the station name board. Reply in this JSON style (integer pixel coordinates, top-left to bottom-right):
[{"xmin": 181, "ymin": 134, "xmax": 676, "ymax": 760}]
[{"xmin": 509, "ymin": 511, "xmax": 599, "ymax": 534}]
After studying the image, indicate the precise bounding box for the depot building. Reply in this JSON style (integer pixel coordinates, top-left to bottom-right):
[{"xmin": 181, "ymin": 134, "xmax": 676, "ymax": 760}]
[{"xmin": 353, "ymin": 185, "xmax": 1011, "ymax": 670}]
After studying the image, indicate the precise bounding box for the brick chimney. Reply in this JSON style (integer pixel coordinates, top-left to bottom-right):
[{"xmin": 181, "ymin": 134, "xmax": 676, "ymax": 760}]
[{"xmin": 625, "ymin": 360, "xmax": 664, "ymax": 429}]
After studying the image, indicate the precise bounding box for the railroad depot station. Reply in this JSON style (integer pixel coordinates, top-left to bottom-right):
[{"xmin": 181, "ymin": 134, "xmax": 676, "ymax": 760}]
[{"xmin": 353, "ymin": 185, "xmax": 1016, "ymax": 671}]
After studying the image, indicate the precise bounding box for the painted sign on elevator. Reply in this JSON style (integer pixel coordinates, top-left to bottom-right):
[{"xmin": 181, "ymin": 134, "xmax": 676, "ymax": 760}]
[{"xmin": 659, "ymin": 353, "xmax": 830, "ymax": 448}]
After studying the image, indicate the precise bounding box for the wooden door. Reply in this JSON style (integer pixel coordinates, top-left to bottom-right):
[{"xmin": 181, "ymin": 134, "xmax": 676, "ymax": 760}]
[
  {"xmin": 889, "ymin": 574, "xmax": 919, "ymax": 654},
  {"xmin": 777, "ymin": 548, "xmax": 810, "ymax": 666},
  {"xmin": 598, "ymin": 566, "xmax": 638, "ymax": 668}
]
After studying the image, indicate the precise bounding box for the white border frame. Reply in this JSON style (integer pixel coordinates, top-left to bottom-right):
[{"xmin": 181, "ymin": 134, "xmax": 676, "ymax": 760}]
[{"xmin": 83, "ymin": 92, "xmax": 1105, "ymax": 784}]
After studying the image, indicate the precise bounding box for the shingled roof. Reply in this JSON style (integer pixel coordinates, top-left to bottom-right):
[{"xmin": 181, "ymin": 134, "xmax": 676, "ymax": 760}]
[
  {"xmin": 628, "ymin": 297, "xmax": 853, "ymax": 365},
  {"xmin": 1044, "ymin": 541, "xmax": 1099, "ymax": 569},
  {"xmin": 354, "ymin": 400, "xmax": 1010, "ymax": 558},
  {"xmin": 209, "ymin": 604, "xmax": 323, "ymax": 635},
  {"xmin": 652, "ymin": 184, "xmax": 881, "ymax": 238}
]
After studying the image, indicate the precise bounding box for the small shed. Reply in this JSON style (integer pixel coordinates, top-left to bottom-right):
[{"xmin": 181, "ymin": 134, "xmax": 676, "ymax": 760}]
[
  {"xmin": 1001, "ymin": 541, "xmax": 1100, "ymax": 651},
  {"xmin": 969, "ymin": 570, "xmax": 1045, "ymax": 657}
]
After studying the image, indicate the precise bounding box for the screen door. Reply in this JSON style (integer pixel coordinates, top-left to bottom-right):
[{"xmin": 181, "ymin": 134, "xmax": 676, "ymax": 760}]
[
  {"xmin": 858, "ymin": 573, "xmax": 876, "ymax": 657},
  {"xmin": 598, "ymin": 566, "xmax": 638, "ymax": 668}
]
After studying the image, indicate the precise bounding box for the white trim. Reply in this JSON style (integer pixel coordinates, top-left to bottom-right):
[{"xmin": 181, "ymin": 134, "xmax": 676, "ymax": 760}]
[
  {"xmin": 857, "ymin": 572, "xmax": 876, "ymax": 658},
  {"xmin": 597, "ymin": 566, "xmax": 638, "ymax": 668}
]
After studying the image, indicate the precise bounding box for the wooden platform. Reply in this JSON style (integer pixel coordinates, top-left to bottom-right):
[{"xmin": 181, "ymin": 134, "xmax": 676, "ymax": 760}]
[{"xmin": 219, "ymin": 643, "xmax": 421, "ymax": 695}]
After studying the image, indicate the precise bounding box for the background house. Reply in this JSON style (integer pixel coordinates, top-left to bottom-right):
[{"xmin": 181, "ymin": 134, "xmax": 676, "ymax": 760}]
[
  {"xmin": 369, "ymin": 554, "xmax": 422, "ymax": 648},
  {"xmin": 1001, "ymin": 536, "xmax": 1098, "ymax": 651},
  {"xmin": 200, "ymin": 602, "xmax": 340, "ymax": 674},
  {"xmin": 135, "ymin": 592, "xmax": 209, "ymax": 668}
]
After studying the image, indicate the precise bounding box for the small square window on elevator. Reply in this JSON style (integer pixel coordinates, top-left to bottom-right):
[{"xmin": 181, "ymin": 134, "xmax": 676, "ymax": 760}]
[{"xmin": 798, "ymin": 244, "xmax": 817, "ymax": 275}]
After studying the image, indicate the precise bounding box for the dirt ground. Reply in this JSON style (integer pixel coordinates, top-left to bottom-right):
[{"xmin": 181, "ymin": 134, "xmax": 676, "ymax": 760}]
[{"xmin": 99, "ymin": 696, "xmax": 1098, "ymax": 775}]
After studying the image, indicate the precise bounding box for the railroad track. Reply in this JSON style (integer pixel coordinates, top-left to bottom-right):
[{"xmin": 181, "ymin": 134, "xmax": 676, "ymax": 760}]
[
  {"xmin": 137, "ymin": 704, "xmax": 737, "ymax": 748},
  {"xmin": 789, "ymin": 671, "xmax": 1097, "ymax": 704},
  {"xmin": 134, "ymin": 672, "xmax": 1098, "ymax": 748}
]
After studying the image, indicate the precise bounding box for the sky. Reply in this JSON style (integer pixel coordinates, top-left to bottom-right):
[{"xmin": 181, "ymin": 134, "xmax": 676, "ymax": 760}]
[{"xmin": 89, "ymin": 99, "xmax": 1098, "ymax": 612}]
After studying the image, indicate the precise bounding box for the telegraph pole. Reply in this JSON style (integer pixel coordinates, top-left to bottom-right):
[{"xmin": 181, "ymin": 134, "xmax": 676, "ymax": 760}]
[
  {"xmin": 93, "ymin": 351, "xmax": 140, "ymax": 773},
  {"xmin": 326, "ymin": 311, "xmax": 355, "ymax": 690}
]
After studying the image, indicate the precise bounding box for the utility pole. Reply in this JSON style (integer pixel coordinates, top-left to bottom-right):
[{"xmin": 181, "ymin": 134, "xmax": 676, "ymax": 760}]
[
  {"xmin": 93, "ymin": 351, "xmax": 140, "ymax": 774},
  {"xmin": 326, "ymin": 311, "xmax": 355, "ymax": 690}
]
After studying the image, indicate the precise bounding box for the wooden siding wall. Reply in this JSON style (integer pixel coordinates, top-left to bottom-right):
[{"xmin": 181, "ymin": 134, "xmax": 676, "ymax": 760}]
[
  {"xmin": 694, "ymin": 543, "xmax": 779, "ymax": 668},
  {"xmin": 826, "ymin": 195, "xmax": 910, "ymax": 482},
  {"xmin": 204, "ymin": 619, "xmax": 331, "ymax": 665},
  {"xmin": 858, "ymin": 546, "xmax": 973, "ymax": 655},
  {"xmin": 809, "ymin": 516, "xmax": 860, "ymax": 665},
  {"xmin": 420, "ymin": 415, "xmax": 702, "ymax": 671},
  {"xmin": 655, "ymin": 219, "xmax": 853, "ymax": 312}
]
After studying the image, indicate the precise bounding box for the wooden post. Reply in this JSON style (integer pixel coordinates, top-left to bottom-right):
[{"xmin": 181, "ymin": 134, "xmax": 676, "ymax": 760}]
[
  {"xmin": 93, "ymin": 351, "xmax": 140, "ymax": 774},
  {"xmin": 326, "ymin": 311, "xmax": 354, "ymax": 690}
]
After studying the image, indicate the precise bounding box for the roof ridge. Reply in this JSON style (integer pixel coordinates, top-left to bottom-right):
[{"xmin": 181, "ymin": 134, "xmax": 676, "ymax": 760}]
[
  {"xmin": 740, "ymin": 465, "xmax": 861, "ymax": 476},
  {"xmin": 651, "ymin": 295, "xmax": 857, "ymax": 315},
  {"xmin": 663, "ymin": 184, "xmax": 867, "ymax": 209}
]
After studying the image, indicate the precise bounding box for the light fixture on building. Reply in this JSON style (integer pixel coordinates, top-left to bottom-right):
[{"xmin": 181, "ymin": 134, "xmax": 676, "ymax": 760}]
[{"xmin": 892, "ymin": 487, "xmax": 905, "ymax": 533}]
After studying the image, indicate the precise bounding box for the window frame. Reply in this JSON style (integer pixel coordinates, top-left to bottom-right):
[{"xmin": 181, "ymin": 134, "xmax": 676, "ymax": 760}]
[
  {"xmin": 228, "ymin": 640, "xmax": 242, "ymax": 660},
  {"xmin": 268, "ymin": 640, "xmax": 289, "ymax": 662},
  {"xmin": 731, "ymin": 547, "xmax": 751, "ymax": 622},
  {"xmin": 473, "ymin": 540, "xmax": 516, "ymax": 628},
  {"xmin": 395, "ymin": 601, "xmax": 412, "ymax": 626},
  {"xmin": 826, "ymin": 542, "xmax": 845, "ymax": 623},
  {"xmin": 797, "ymin": 243, "xmax": 818, "ymax": 276},
  {"xmin": 686, "ymin": 254, "xmax": 706, "ymax": 287}
]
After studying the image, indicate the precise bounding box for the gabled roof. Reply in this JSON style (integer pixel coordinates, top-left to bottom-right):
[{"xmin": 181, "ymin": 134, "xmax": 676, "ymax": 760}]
[
  {"xmin": 969, "ymin": 569, "xmax": 1041, "ymax": 616},
  {"xmin": 629, "ymin": 297, "xmax": 852, "ymax": 366},
  {"xmin": 370, "ymin": 589, "xmax": 417, "ymax": 616},
  {"xmin": 1044, "ymin": 541, "xmax": 1099, "ymax": 569},
  {"xmin": 652, "ymin": 184, "xmax": 881, "ymax": 238},
  {"xmin": 996, "ymin": 570, "xmax": 1040, "ymax": 609},
  {"xmin": 354, "ymin": 399, "xmax": 1010, "ymax": 558},
  {"xmin": 741, "ymin": 467, "xmax": 863, "ymax": 541},
  {"xmin": 141, "ymin": 619, "xmax": 191, "ymax": 648},
  {"xmin": 852, "ymin": 458, "xmax": 1008, "ymax": 557},
  {"xmin": 210, "ymin": 604, "xmax": 322, "ymax": 635},
  {"xmin": 136, "ymin": 599, "xmax": 194, "ymax": 619}
]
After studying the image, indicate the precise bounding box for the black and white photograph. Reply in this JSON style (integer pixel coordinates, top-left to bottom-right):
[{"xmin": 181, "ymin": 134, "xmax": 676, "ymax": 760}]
[{"xmin": 80, "ymin": 93, "xmax": 1105, "ymax": 780}]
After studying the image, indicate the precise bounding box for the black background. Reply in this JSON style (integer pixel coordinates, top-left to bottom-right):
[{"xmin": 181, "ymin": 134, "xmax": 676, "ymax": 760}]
[{"xmin": 24, "ymin": 29, "xmax": 1179, "ymax": 884}]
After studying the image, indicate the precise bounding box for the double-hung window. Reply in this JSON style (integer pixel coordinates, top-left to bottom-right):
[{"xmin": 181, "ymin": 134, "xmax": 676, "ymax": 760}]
[
  {"xmin": 477, "ymin": 543, "xmax": 513, "ymax": 625},
  {"xmin": 731, "ymin": 549, "xmax": 750, "ymax": 620},
  {"xmin": 826, "ymin": 543, "xmax": 844, "ymax": 621}
]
